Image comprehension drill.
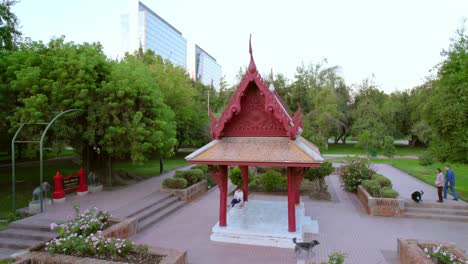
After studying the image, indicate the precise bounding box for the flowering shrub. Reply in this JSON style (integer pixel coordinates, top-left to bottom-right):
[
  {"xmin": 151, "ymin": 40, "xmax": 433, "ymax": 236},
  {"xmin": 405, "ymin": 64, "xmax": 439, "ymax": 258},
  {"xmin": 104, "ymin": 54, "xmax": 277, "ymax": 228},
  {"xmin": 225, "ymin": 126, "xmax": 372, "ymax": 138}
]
[
  {"xmin": 422, "ymin": 245, "xmax": 467, "ymax": 264},
  {"xmin": 340, "ymin": 158, "xmax": 375, "ymax": 192},
  {"xmin": 53, "ymin": 205, "xmax": 111, "ymax": 238},
  {"xmin": 47, "ymin": 205, "xmax": 146, "ymax": 259}
]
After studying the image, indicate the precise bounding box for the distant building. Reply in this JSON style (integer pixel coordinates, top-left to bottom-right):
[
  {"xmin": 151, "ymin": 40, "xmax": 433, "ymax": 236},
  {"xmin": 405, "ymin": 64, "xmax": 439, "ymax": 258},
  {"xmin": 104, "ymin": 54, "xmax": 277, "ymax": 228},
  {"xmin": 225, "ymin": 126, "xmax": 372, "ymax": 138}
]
[
  {"xmin": 187, "ymin": 43, "xmax": 222, "ymax": 90},
  {"xmin": 124, "ymin": 0, "xmax": 187, "ymax": 68}
]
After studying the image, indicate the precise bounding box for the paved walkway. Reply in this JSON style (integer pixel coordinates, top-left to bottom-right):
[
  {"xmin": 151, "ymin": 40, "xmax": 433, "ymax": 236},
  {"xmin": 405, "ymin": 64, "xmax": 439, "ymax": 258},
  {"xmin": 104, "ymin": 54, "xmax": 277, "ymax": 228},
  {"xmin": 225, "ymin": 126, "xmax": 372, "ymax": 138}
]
[
  {"xmin": 135, "ymin": 172, "xmax": 468, "ymax": 264},
  {"xmin": 324, "ymin": 154, "xmax": 419, "ymax": 160}
]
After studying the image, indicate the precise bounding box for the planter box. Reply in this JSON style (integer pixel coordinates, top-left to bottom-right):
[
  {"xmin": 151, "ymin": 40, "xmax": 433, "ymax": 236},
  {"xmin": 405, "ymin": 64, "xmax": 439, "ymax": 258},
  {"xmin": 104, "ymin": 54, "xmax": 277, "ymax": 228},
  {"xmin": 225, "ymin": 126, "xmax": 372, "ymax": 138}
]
[
  {"xmin": 13, "ymin": 246, "xmax": 187, "ymax": 264},
  {"xmin": 357, "ymin": 185, "xmax": 404, "ymax": 216},
  {"xmin": 161, "ymin": 180, "xmax": 207, "ymax": 202},
  {"xmin": 397, "ymin": 238, "xmax": 467, "ymax": 264},
  {"xmin": 13, "ymin": 217, "xmax": 186, "ymax": 264}
]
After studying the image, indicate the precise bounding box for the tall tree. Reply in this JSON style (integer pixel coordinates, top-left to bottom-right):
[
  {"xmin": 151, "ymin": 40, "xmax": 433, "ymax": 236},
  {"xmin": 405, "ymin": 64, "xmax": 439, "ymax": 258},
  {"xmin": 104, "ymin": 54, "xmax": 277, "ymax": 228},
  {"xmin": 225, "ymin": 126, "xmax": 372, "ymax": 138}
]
[{"xmin": 0, "ymin": 0, "xmax": 21, "ymax": 51}]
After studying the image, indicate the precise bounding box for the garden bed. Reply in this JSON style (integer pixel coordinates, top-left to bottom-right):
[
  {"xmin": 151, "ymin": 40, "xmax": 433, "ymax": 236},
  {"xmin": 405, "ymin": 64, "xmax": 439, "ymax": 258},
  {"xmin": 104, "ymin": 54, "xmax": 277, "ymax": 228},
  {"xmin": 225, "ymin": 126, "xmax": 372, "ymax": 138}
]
[
  {"xmin": 357, "ymin": 185, "xmax": 404, "ymax": 216},
  {"xmin": 397, "ymin": 238, "xmax": 467, "ymax": 264}
]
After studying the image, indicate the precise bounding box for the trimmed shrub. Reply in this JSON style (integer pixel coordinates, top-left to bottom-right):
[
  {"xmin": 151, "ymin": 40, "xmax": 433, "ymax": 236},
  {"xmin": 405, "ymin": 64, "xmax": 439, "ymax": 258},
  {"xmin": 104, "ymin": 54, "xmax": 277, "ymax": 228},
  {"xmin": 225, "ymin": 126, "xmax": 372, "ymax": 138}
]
[
  {"xmin": 418, "ymin": 153, "xmax": 434, "ymax": 166},
  {"xmin": 371, "ymin": 174, "xmax": 392, "ymax": 188},
  {"xmin": 192, "ymin": 164, "xmax": 209, "ymax": 174},
  {"xmin": 174, "ymin": 169, "xmax": 204, "ymax": 186},
  {"xmin": 361, "ymin": 180, "xmax": 381, "ymax": 197},
  {"xmin": 305, "ymin": 161, "xmax": 334, "ymax": 181},
  {"xmin": 340, "ymin": 158, "xmax": 375, "ymax": 192},
  {"xmin": 162, "ymin": 178, "xmax": 188, "ymax": 189},
  {"xmin": 205, "ymin": 173, "xmax": 215, "ymax": 188},
  {"xmin": 381, "ymin": 187, "xmax": 399, "ymax": 198},
  {"xmin": 260, "ymin": 170, "xmax": 285, "ymax": 192},
  {"xmin": 229, "ymin": 166, "xmax": 255, "ymax": 188}
]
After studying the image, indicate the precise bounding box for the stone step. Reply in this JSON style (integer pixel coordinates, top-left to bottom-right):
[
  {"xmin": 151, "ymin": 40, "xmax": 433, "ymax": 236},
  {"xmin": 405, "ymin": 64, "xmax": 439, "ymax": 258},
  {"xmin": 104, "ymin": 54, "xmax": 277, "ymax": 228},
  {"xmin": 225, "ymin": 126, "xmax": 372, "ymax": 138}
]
[
  {"xmin": 0, "ymin": 237, "xmax": 43, "ymax": 250},
  {"xmin": 131, "ymin": 196, "xmax": 180, "ymax": 223},
  {"xmin": 111, "ymin": 192, "xmax": 173, "ymax": 219},
  {"xmin": 9, "ymin": 221, "xmax": 54, "ymax": 233},
  {"xmin": 405, "ymin": 207, "xmax": 468, "ymax": 216},
  {"xmin": 404, "ymin": 201, "xmax": 468, "ymax": 210},
  {"xmin": 138, "ymin": 200, "xmax": 186, "ymax": 232},
  {"xmin": 0, "ymin": 228, "xmax": 57, "ymax": 241},
  {"xmin": 401, "ymin": 212, "xmax": 468, "ymax": 222},
  {"xmin": 0, "ymin": 248, "xmax": 18, "ymax": 260},
  {"xmin": 127, "ymin": 194, "xmax": 175, "ymax": 219}
]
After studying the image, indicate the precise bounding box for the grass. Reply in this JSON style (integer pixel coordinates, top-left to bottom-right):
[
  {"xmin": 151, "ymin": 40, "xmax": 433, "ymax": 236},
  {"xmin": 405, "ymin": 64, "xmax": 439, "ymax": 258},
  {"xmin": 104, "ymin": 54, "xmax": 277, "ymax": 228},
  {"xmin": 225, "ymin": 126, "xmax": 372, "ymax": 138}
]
[
  {"xmin": 0, "ymin": 148, "xmax": 77, "ymax": 162},
  {"xmin": 0, "ymin": 151, "xmax": 189, "ymax": 219},
  {"xmin": 322, "ymin": 144, "xmax": 426, "ymax": 156},
  {"xmin": 0, "ymin": 259, "xmax": 12, "ymax": 263},
  {"xmin": 0, "ymin": 222, "xmax": 8, "ymax": 231},
  {"xmin": 329, "ymin": 157, "xmax": 468, "ymax": 201}
]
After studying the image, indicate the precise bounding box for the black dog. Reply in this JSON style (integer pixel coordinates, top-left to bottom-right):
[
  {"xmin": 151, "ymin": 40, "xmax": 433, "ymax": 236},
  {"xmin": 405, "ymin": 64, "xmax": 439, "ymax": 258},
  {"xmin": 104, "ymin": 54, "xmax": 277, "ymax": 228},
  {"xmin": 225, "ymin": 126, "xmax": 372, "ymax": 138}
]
[
  {"xmin": 292, "ymin": 238, "xmax": 319, "ymax": 259},
  {"xmin": 411, "ymin": 190, "xmax": 424, "ymax": 203}
]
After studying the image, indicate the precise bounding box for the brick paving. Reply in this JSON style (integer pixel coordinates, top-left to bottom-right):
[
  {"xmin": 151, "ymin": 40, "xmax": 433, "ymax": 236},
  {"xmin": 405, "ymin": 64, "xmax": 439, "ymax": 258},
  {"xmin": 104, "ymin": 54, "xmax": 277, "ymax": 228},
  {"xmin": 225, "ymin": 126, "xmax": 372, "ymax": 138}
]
[{"xmin": 135, "ymin": 171, "xmax": 468, "ymax": 264}]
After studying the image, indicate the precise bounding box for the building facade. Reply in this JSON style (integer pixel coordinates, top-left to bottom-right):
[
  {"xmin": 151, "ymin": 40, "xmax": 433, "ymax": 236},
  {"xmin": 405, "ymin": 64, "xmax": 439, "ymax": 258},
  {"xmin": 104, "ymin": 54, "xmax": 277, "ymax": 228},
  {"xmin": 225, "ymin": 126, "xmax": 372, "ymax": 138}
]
[{"xmin": 188, "ymin": 44, "xmax": 222, "ymax": 90}]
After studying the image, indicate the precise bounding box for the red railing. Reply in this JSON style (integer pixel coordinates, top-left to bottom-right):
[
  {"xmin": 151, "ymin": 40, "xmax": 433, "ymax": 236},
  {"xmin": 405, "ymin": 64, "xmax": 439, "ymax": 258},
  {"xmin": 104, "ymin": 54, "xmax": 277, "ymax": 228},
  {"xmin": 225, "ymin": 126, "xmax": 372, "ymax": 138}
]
[{"xmin": 53, "ymin": 168, "xmax": 88, "ymax": 199}]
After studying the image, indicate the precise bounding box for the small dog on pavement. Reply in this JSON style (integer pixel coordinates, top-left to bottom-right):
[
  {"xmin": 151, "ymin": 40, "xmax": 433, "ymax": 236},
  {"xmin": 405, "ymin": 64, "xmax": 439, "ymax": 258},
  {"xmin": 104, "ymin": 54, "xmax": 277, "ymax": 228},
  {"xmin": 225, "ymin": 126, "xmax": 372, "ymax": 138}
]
[
  {"xmin": 411, "ymin": 190, "xmax": 424, "ymax": 203},
  {"xmin": 292, "ymin": 238, "xmax": 319, "ymax": 259}
]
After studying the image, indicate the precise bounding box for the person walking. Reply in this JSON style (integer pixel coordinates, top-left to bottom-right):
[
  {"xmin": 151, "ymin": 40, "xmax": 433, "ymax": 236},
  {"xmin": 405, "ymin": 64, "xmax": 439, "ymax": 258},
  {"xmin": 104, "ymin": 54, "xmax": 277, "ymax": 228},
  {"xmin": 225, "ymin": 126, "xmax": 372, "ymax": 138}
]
[
  {"xmin": 435, "ymin": 168, "xmax": 444, "ymax": 203},
  {"xmin": 443, "ymin": 165, "xmax": 458, "ymax": 201}
]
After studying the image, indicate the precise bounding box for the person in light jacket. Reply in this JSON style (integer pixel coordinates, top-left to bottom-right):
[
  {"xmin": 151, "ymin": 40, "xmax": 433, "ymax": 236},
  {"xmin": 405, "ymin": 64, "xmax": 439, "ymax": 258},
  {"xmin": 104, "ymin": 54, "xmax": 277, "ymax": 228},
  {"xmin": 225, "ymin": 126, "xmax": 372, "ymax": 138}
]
[
  {"xmin": 435, "ymin": 168, "xmax": 444, "ymax": 203},
  {"xmin": 444, "ymin": 165, "xmax": 458, "ymax": 201},
  {"xmin": 231, "ymin": 187, "xmax": 244, "ymax": 208}
]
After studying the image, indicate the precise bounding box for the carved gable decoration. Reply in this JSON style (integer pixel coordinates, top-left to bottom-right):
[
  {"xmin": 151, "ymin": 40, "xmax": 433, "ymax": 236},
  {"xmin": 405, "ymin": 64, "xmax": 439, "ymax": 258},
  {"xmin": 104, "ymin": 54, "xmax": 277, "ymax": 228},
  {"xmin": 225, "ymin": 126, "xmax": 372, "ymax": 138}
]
[
  {"xmin": 222, "ymin": 82, "xmax": 287, "ymax": 137},
  {"xmin": 209, "ymin": 37, "xmax": 304, "ymax": 140}
]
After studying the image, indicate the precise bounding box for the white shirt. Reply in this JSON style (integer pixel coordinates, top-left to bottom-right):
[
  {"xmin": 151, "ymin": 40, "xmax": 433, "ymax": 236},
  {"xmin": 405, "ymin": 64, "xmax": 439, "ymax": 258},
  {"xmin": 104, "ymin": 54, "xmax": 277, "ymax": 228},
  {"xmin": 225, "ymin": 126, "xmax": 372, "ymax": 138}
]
[{"xmin": 234, "ymin": 190, "xmax": 244, "ymax": 202}]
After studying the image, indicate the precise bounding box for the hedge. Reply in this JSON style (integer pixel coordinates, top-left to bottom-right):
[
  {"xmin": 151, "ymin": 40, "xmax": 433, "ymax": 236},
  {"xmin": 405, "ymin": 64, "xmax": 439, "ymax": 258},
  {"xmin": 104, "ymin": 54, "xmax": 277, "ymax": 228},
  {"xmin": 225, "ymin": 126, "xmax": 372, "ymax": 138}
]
[
  {"xmin": 174, "ymin": 169, "xmax": 204, "ymax": 186},
  {"xmin": 260, "ymin": 170, "xmax": 286, "ymax": 192},
  {"xmin": 361, "ymin": 180, "xmax": 381, "ymax": 197},
  {"xmin": 371, "ymin": 174, "xmax": 392, "ymax": 188},
  {"xmin": 162, "ymin": 178, "xmax": 188, "ymax": 189},
  {"xmin": 381, "ymin": 187, "xmax": 399, "ymax": 198}
]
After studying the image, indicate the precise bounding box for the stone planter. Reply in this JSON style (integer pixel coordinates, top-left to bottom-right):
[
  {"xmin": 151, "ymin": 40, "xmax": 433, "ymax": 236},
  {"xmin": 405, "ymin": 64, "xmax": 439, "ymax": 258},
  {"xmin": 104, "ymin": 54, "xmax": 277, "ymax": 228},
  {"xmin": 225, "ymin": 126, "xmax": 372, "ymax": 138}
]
[
  {"xmin": 357, "ymin": 185, "xmax": 404, "ymax": 217},
  {"xmin": 161, "ymin": 180, "xmax": 207, "ymax": 202},
  {"xmin": 13, "ymin": 246, "xmax": 187, "ymax": 264},
  {"xmin": 397, "ymin": 238, "xmax": 467, "ymax": 264},
  {"xmin": 13, "ymin": 217, "xmax": 187, "ymax": 264}
]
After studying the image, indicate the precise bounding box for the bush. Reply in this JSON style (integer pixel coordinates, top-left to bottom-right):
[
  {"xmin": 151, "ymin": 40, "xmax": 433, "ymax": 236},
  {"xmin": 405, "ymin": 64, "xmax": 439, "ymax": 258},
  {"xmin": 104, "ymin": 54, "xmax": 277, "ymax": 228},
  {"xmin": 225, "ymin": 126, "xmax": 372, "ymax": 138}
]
[
  {"xmin": 192, "ymin": 164, "xmax": 209, "ymax": 174},
  {"xmin": 371, "ymin": 174, "xmax": 392, "ymax": 188},
  {"xmin": 162, "ymin": 178, "xmax": 188, "ymax": 189},
  {"xmin": 205, "ymin": 173, "xmax": 215, "ymax": 188},
  {"xmin": 418, "ymin": 153, "xmax": 435, "ymax": 166},
  {"xmin": 174, "ymin": 169, "xmax": 204, "ymax": 186},
  {"xmin": 381, "ymin": 187, "xmax": 399, "ymax": 198},
  {"xmin": 325, "ymin": 251, "xmax": 347, "ymax": 264},
  {"xmin": 361, "ymin": 180, "xmax": 381, "ymax": 197},
  {"xmin": 260, "ymin": 170, "xmax": 285, "ymax": 192},
  {"xmin": 229, "ymin": 166, "xmax": 255, "ymax": 188},
  {"xmin": 305, "ymin": 161, "xmax": 334, "ymax": 181},
  {"xmin": 340, "ymin": 158, "xmax": 375, "ymax": 192}
]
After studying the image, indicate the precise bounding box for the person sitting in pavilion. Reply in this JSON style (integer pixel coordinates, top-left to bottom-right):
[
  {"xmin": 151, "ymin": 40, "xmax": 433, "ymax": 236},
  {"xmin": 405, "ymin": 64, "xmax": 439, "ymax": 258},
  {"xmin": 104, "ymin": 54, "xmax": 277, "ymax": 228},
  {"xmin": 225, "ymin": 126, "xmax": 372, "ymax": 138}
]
[{"xmin": 231, "ymin": 187, "xmax": 244, "ymax": 208}]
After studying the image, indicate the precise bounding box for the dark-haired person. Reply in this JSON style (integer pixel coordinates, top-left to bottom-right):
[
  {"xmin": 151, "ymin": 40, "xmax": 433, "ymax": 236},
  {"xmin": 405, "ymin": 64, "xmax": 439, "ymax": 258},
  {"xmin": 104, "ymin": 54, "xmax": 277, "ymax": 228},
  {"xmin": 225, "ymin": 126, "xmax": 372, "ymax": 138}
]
[
  {"xmin": 444, "ymin": 165, "xmax": 458, "ymax": 201},
  {"xmin": 231, "ymin": 187, "xmax": 244, "ymax": 208},
  {"xmin": 435, "ymin": 168, "xmax": 444, "ymax": 203}
]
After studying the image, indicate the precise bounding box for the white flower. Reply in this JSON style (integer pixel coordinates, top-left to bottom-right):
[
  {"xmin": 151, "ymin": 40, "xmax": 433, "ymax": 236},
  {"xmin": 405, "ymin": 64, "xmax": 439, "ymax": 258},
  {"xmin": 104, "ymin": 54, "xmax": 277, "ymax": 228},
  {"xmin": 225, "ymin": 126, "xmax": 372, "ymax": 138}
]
[
  {"xmin": 50, "ymin": 223, "xmax": 57, "ymax": 230},
  {"xmin": 424, "ymin": 248, "xmax": 428, "ymax": 253}
]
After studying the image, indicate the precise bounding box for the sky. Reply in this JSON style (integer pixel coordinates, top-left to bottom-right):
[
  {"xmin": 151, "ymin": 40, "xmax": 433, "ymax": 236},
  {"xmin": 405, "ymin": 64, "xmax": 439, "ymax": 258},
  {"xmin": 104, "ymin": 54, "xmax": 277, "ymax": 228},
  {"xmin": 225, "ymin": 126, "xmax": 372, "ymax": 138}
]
[{"xmin": 13, "ymin": 0, "xmax": 467, "ymax": 93}]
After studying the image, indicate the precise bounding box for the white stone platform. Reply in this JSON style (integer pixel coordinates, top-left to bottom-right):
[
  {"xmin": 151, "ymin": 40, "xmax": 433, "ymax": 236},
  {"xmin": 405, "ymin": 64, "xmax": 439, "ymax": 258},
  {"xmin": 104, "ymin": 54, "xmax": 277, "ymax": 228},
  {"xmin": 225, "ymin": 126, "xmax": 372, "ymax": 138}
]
[{"xmin": 210, "ymin": 200, "xmax": 318, "ymax": 248}]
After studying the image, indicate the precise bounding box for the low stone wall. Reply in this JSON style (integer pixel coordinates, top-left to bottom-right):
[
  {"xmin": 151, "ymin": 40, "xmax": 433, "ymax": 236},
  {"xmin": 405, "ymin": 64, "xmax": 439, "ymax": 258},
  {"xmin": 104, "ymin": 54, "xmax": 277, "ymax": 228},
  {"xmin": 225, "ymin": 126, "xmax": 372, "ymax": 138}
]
[
  {"xmin": 13, "ymin": 246, "xmax": 187, "ymax": 264},
  {"xmin": 357, "ymin": 185, "xmax": 404, "ymax": 217},
  {"xmin": 162, "ymin": 180, "xmax": 207, "ymax": 202},
  {"xmin": 101, "ymin": 217, "xmax": 138, "ymax": 239},
  {"xmin": 397, "ymin": 238, "xmax": 467, "ymax": 264}
]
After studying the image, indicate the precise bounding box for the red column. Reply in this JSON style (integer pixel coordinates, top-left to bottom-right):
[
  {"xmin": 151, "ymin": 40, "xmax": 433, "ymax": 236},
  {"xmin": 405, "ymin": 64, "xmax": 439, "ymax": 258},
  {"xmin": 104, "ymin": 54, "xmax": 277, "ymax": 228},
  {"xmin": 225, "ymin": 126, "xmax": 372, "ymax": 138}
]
[
  {"xmin": 287, "ymin": 167, "xmax": 296, "ymax": 232},
  {"xmin": 295, "ymin": 168, "xmax": 304, "ymax": 205},
  {"xmin": 52, "ymin": 171, "xmax": 65, "ymax": 199},
  {"xmin": 211, "ymin": 165, "xmax": 228, "ymax": 227},
  {"xmin": 76, "ymin": 168, "xmax": 88, "ymax": 193},
  {"xmin": 240, "ymin": 165, "xmax": 249, "ymax": 201}
]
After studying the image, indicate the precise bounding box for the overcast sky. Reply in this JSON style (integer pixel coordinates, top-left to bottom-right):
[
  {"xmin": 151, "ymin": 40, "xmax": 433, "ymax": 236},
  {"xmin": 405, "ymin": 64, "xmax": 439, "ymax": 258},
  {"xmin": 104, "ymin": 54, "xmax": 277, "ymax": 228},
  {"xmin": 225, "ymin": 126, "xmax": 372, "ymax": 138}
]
[{"xmin": 13, "ymin": 0, "xmax": 467, "ymax": 93}]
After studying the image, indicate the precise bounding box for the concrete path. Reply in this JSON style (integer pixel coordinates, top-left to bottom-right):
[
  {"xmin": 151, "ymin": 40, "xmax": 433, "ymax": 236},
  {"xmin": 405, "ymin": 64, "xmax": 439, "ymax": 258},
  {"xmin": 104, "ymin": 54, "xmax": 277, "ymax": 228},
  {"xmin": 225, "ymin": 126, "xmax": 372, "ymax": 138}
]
[
  {"xmin": 135, "ymin": 173, "xmax": 468, "ymax": 264},
  {"xmin": 323, "ymin": 154, "xmax": 419, "ymax": 160},
  {"xmin": 373, "ymin": 164, "xmax": 465, "ymax": 204}
]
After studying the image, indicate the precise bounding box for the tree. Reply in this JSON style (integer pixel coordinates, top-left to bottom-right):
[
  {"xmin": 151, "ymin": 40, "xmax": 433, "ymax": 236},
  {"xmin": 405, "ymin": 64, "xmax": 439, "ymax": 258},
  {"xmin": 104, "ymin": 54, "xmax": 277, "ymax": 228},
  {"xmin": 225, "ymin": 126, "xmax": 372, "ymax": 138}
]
[
  {"xmin": 424, "ymin": 25, "xmax": 468, "ymax": 162},
  {"xmin": 0, "ymin": 0, "xmax": 21, "ymax": 51},
  {"xmin": 382, "ymin": 135, "xmax": 396, "ymax": 159}
]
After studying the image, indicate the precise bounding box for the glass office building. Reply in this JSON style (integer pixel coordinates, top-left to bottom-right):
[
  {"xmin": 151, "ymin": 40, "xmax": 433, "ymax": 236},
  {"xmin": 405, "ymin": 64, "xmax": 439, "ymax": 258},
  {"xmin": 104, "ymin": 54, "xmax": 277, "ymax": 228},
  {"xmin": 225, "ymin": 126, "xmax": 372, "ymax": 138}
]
[
  {"xmin": 137, "ymin": 2, "xmax": 187, "ymax": 68},
  {"xmin": 195, "ymin": 45, "xmax": 222, "ymax": 90}
]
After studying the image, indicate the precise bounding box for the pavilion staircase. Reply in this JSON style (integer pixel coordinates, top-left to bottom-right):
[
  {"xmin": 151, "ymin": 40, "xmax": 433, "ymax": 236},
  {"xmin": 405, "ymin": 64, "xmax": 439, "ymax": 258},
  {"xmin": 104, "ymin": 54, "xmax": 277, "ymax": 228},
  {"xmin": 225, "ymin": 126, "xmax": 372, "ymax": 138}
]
[
  {"xmin": 0, "ymin": 219, "xmax": 57, "ymax": 260},
  {"xmin": 402, "ymin": 201, "xmax": 468, "ymax": 222},
  {"xmin": 111, "ymin": 191, "xmax": 186, "ymax": 232}
]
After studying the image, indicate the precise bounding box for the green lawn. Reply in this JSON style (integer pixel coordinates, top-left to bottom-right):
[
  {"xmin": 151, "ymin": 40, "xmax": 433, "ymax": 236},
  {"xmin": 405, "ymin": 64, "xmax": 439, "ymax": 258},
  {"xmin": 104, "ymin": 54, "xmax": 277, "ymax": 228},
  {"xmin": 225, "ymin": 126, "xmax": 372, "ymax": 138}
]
[
  {"xmin": 322, "ymin": 144, "xmax": 426, "ymax": 156},
  {"xmin": 0, "ymin": 152, "xmax": 189, "ymax": 218},
  {"xmin": 0, "ymin": 149, "xmax": 77, "ymax": 162},
  {"xmin": 0, "ymin": 222, "xmax": 8, "ymax": 231},
  {"xmin": 329, "ymin": 157, "xmax": 468, "ymax": 201}
]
